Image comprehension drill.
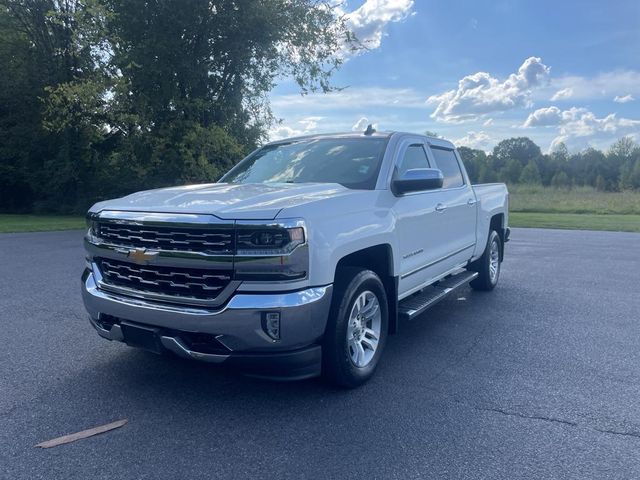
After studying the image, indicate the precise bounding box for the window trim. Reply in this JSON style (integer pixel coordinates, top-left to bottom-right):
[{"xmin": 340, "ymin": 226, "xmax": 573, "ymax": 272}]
[
  {"xmin": 387, "ymin": 136, "xmax": 439, "ymax": 196},
  {"xmin": 429, "ymin": 145, "xmax": 467, "ymax": 190},
  {"xmin": 396, "ymin": 143, "xmax": 432, "ymax": 176}
]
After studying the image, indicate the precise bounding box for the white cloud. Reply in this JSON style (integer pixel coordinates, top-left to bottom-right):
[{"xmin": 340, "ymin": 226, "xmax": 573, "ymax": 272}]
[
  {"xmin": 550, "ymin": 87, "xmax": 573, "ymax": 101},
  {"xmin": 268, "ymin": 125, "xmax": 305, "ymax": 141},
  {"xmin": 298, "ymin": 116, "xmax": 323, "ymax": 130},
  {"xmin": 524, "ymin": 106, "xmax": 640, "ymax": 151},
  {"xmin": 544, "ymin": 70, "xmax": 640, "ymax": 102},
  {"xmin": 483, "ymin": 118, "xmax": 493, "ymax": 126},
  {"xmin": 345, "ymin": 0, "xmax": 415, "ymax": 52},
  {"xmin": 523, "ymin": 106, "xmax": 563, "ymax": 127},
  {"xmin": 454, "ymin": 131, "xmax": 492, "ymax": 150},
  {"xmin": 427, "ymin": 57, "xmax": 550, "ymax": 122},
  {"xmin": 614, "ymin": 94, "xmax": 635, "ymax": 103},
  {"xmin": 352, "ymin": 117, "xmax": 377, "ymax": 131},
  {"xmin": 268, "ymin": 116, "xmax": 324, "ymax": 141},
  {"xmin": 559, "ymin": 109, "xmax": 640, "ymax": 138},
  {"xmin": 272, "ymin": 86, "xmax": 424, "ymax": 111}
]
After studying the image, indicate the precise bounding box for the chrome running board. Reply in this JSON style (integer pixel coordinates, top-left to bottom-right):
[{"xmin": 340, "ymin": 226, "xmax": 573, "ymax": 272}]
[{"xmin": 398, "ymin": 270, "xmax": 478, "ymax": 321}]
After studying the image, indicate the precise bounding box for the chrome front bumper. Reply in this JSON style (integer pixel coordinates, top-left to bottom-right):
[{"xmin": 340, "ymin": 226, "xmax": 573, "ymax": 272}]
[{"xmin": 82, "ymin": 269, "xmax": 332, "ymax": 363}]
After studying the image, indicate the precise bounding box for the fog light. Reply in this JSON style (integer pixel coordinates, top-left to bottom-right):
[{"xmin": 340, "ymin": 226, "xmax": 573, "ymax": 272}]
[{"xmin": 262, "ymin": 312, "xmax": 281, "ymax": 341}]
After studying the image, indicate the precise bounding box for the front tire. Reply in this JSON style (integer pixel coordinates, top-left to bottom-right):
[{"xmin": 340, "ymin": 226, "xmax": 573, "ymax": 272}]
[
  {"xmin": 470, "ymin": 230, "xmax": 502, "ymax": 291},
  {"xmin": 322, "ymin": 268, "xmax": 388, "ymax": 388}
]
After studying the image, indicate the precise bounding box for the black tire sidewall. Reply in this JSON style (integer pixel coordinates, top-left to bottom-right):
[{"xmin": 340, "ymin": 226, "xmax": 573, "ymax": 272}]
[
  {"xmin": 470, "ymin": 229, "xmax": 502, "ymax": 291},
  {"xmin": 487, "ymin": 231, "xmax": 501, "ymax": 287},
  {"xmin": 324, "ymin": 269, "xmax": 388, "ymax": 387}
]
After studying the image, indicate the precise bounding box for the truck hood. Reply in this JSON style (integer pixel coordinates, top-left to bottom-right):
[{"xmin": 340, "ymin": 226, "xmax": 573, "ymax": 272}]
[{"xmin": 90, "ymin": 182, "xmax": 356, "ymax": 220}]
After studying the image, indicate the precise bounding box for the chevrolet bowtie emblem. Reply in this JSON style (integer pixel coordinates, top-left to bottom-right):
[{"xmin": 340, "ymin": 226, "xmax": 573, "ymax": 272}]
[{"xmin": 127, "ymin": 248, "xmax": 159, "ymax": 264}]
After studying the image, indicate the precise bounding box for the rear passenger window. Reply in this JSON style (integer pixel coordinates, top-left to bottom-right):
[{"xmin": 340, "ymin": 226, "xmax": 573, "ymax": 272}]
[
  {"xmin": 430, "ymin": 147, "xmax": 464, "ymax": 188},
  {"xmin": 398, "ymin": 144, "xmax": 430, "ymax": 176}
]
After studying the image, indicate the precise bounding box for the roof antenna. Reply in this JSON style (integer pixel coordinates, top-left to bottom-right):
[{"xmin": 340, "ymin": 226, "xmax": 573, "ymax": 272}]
[{"xmin": 364, "ymin": 124, "xmax": 376, "ymax": 135}]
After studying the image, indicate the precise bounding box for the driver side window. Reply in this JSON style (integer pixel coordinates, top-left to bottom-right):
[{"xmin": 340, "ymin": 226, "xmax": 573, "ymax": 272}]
[{"xmin": 398, "ymin": 144, "xmax": 430, "ymax": 176}]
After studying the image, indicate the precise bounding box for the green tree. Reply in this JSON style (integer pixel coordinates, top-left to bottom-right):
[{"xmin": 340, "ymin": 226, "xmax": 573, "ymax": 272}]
[
  {"xmin": 551, "ymin": 142, "xmax": 569, "ymax": 163},
  {"xmin": 550, "ymin": 171, "xmax": 570, "ymax": 189},
  {"xmin": 0, "ymin": 4, "xmax": 44, "ymax": 210},
  {"xmin": 0, "ymin": 0, "xmax": 112, "ymax": 211},
  {"xmin": 492, "ymin": 137, "xmax": 542, "ymax": 170},
  {"xmin": 498, "ymin": 158, "xmax": 523, "ymax": 184},
  {"xmin": 608, "ymin": 137, "xmax": 637, "ymax": 160},
  {"xmin": 457, "ymin": 146, "xmax": 487, "ymax": 183},
  {"xmin": 0, "ymin": 0, "xmax": 354, "ymax": 212},
  {"xmin": 632, "ymin": 161, "xmax": 640, "ymax": 189},
  {"xmin": 608, "ymin": 137, "xmax": 639, "ymax": 190},
  {"xmin": 519, "ymin": 160, "xmax": 542, "ymax": 185},
  {"xmin": 104, "ymin": 0, "xmax": 350, "ymax": 144},
  {"xmin": 99, "ymin": 0, "xmax": 354, "ymax": 192},
  {"xmin": 621, "ymin": 159, "xmax": 640, "ymax": 190}
]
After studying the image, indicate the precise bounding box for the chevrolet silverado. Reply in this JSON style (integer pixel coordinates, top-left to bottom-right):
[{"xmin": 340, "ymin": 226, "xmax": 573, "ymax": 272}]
[{"xmin": 82, "ymin": 129, "xmax": 509, "ymax": 387}]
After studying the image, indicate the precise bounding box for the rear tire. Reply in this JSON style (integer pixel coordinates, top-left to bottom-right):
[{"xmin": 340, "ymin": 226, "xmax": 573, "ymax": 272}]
[
  {"xmin": 322, "ymin": 268, "xmax": 388, "ymax": 388},
  {"xmin": 470, "ymin": 230, "xmax": 502, "ymax": 291}
]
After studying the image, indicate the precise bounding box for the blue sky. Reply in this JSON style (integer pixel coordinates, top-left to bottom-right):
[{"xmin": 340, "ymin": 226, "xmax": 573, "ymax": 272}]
[{"xmin": 269, "ymin": 0, "xmax": 640, "ymax": 152}]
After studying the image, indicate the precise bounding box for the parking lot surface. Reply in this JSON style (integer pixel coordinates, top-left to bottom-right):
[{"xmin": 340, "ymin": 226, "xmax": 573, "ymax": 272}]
[{"xmin": 1, "ymin": 228, "xmax": 640, "ymax": 479}]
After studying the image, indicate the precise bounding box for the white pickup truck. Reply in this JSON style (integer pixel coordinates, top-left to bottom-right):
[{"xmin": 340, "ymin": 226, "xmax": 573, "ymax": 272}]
[{"xmin": 82, "ymin": 130, "xmax": 509, "ymax": 387}]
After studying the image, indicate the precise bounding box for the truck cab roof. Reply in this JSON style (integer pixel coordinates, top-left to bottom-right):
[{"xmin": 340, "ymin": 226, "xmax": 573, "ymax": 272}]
[{"xmin": 268, "ymin": 131, "xmax": 456, "ymax": 150}]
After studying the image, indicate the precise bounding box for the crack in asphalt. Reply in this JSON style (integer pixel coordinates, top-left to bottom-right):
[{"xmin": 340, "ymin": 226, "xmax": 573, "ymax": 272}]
[
  {"xmin": 594, "ymin": 428, "xmax": 640, "ymax": 439},
  {"xmin": 426, "ymin": 317, "xmax": 490, "ymax": 385},
  {"xmin": 468, "ymin": 403, "xmax": 640, "ymax": 440},
  {"xmin": 423, "ymin": 316, "xmax": 640, "ymax": 441},
  {"xmin": 422, "ymin": 308, "xmax": 640, "ymax": 442},
  {"xmin": 434, "ymin": 394, "xmax": 640, "ymax": 441},
  {"xmin": 474, "ymin": 406, "xmax": 578, "ymax": 427},
  {"xmin": 0, "ymin": 404, "xmax": 18, "ymax": 418}
]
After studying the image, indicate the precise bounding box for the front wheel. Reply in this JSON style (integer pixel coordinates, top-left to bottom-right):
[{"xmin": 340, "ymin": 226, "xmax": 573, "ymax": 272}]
[
  {"xmin": 322, "ymin": 268, "xmax": 388, "ymax": 388},
  {"xmin": 470, "ymin": 230, "xmax": 502, "ymax": 291}
]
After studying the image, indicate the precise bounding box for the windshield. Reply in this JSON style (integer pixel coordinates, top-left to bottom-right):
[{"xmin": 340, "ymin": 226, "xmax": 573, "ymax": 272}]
[{"xmin": 220, "ymin": 137, "xmax": 388, "ymax": 190}]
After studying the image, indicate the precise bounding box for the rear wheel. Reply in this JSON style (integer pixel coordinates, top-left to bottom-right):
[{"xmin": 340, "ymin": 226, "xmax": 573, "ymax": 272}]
[
  {"xmin": 322, "ymin": 268, "xmax": 388, "ymax": 388},
  {"xmin": 470, "ymin": 230, "xmax": 502, "ymax": 291}
]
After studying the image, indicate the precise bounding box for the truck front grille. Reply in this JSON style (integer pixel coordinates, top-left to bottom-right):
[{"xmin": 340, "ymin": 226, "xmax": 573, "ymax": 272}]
[
  {"xmin": 96, "ymin": 258, "xmax": 232, "ymax": 302},
  {"xmin": 96, "ymin": 222, "xmax": 234, "ymax": 255}
]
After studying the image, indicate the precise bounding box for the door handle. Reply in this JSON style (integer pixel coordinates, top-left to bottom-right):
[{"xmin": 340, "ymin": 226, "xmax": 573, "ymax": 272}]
[
  {"xmin": 467, "ymin": 198, "xmax": 477, "ymax": 206},
  {"xmin": 435, "ymin": 203, "xmax": 447, "ymax": 213}
]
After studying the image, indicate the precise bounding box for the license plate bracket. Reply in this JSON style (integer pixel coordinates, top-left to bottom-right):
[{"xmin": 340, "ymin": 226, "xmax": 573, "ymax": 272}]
[{"xmin": 120, "ymin": 322, "xmax": 163, "ymax": 354}]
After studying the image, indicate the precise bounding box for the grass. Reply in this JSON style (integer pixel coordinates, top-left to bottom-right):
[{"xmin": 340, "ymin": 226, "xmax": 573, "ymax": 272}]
[
  {"xmin": 508, "ymin": 185, "xmax": 640, "ymax": 215},
  {"xmin": 0, "ymin": 214, "xmax": 85, "ymax": 233},
  {"xmin": 1, "ymin": 187, "xmax": 639, "ymax": 233},
  {"xmin": 507, "ymin": 186, "xmax": 640, "ymax": 232},
  {"xmin": 510, "ymin": 212, "xmax": 640, "ymax": 233}
]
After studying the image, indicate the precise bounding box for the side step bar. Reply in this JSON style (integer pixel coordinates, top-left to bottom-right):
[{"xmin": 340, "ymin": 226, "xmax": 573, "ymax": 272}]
[{"xmin": 398, "ymin": 270, "xmax": 478, "ymax": 321}]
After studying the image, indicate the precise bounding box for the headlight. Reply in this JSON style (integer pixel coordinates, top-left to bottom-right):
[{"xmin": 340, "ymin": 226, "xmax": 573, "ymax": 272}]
[
  {"xmin": 236, "ymin": 224, "xmax": 305, "ymax": 256},
  {"xmin": 86, "ymin": 213, "xmax": 98, "ymax": 237},
  {"xmin": 235, "ymin": 220, "xmax": 308, "ymax": 281}
]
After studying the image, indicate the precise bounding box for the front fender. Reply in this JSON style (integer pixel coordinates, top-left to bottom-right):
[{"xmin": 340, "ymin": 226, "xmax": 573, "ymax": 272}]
[{"xmin": 281, "ymin": 191, "xmax": 398, "ymax": 286}]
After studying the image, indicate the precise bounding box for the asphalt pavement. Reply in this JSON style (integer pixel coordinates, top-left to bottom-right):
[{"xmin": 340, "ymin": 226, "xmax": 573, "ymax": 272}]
[{"xmin": 1, "ymin": 227, "xmax": 640, "ymax": 479}]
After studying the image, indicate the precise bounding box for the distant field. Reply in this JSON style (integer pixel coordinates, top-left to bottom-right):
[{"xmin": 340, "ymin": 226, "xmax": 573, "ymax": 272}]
[
  {"xmin": 0, "ymin": 215, "xmax": 84, "ymax": 233},
  {"xmin": 1, "ymin": 186, "xmax": 639, "ymax": 233},
  {"xmin": 508, "ymin": 185, "xmax": 640, "ymax": 215},
  {"xmin": 510, "ymin": 212, "xmax": 640, "ymax": 233}
]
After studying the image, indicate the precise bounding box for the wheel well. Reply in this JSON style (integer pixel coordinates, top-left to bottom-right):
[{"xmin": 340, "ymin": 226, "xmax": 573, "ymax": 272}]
[
  {"xmin": 489, "ymin": 213, "xmax": 505, "ymax": 260},
  {"xmin": 335, "ymin": 245, "xmax": 399, "ymax": 335},
  {"xmin": 336, "ymin": 244, "xmax": 393, "ymax": 279}
]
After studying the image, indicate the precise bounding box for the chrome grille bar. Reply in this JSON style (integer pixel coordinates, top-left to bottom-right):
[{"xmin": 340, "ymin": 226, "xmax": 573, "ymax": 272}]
[
  {"xmin": 96, "ymin": 223, "xmax": 234, "ymax": 254},
  {"xmin": 96, "ymin": 258, "xmax": 234, "ymax": 303}
]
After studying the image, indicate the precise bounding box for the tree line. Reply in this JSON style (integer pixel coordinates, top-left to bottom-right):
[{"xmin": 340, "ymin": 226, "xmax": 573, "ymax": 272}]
[
  {"xmin": 458, "ymin": 136, "xmax": 640, "ymax": 191},
  {"xmin": 1, "ymin": 0, "xmax": 355, "ymax": 213},
  {"xmin": 2, "ymin": 2, "xmax": 639, "ymax": 215}
]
